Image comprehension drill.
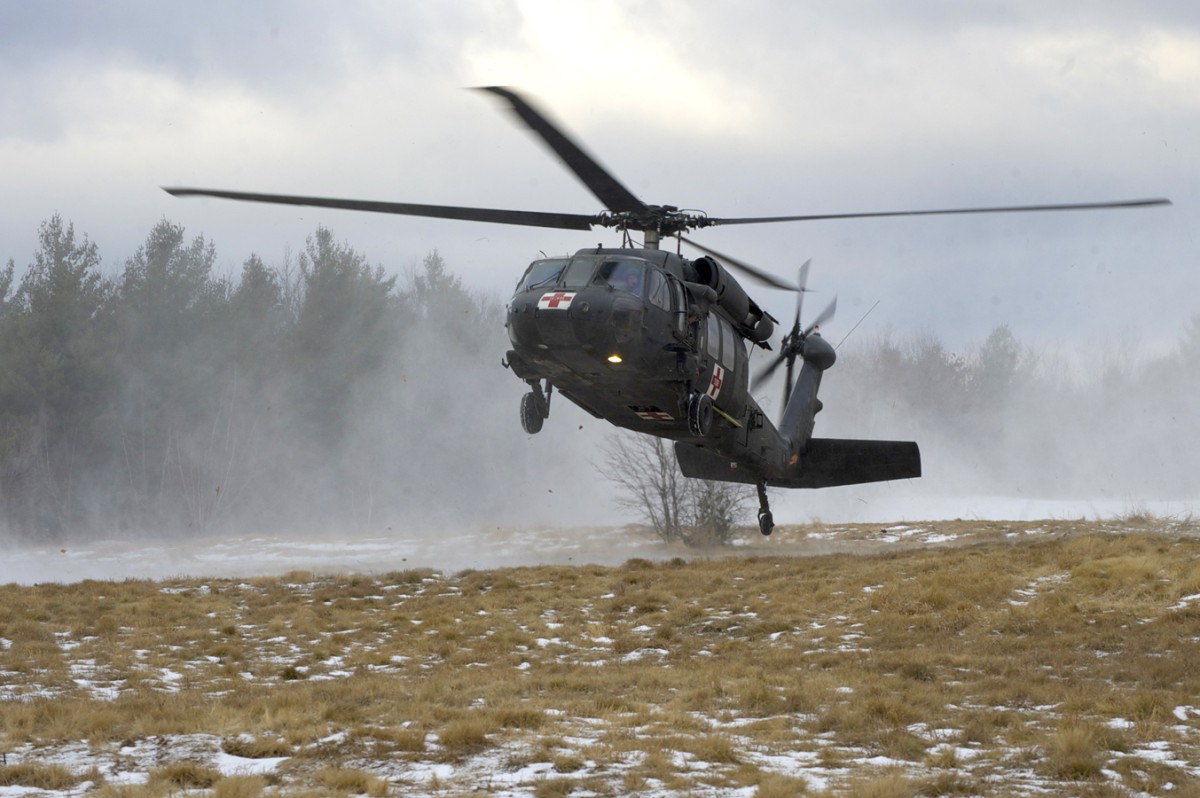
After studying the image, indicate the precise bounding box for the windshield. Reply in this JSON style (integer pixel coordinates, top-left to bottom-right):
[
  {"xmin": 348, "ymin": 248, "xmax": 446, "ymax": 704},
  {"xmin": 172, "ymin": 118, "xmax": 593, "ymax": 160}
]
[
  {"xmin": 517, "ymin": 255, "xmax": 650, "ymax": 296},
  {"xmin": 561, "ymin": 257, "xmax": 598, "ymax": 288},
  {"xmin": 516, "ymin": 258, "xmax": 568, "ymax": 293},
  {"xmin": 595, "ymin": 258, "xmax": 646, "ymax": 297}
]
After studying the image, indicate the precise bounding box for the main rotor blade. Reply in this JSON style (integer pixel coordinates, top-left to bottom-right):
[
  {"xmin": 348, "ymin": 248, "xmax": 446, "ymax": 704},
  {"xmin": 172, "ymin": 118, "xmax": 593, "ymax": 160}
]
[
  {"xmin": 706, "ymin": 197, "xmax": 1172, "ymax": 226},
  {"xmin": 476, "ymin": 86, "xmax": 649, "ymax": 216},
  {"xmin": 163, "ymin": 188, "xmax": 600, "ymax": 231},
  {"xmin": 678, "ymin": 236, "xmax": 801, "ymax": 292}
]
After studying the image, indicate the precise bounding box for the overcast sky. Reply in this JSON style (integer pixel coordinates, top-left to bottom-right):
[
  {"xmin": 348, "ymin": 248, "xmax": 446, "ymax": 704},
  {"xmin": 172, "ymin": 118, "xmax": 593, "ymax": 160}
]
[{"xmin": 3, "ymin": 1, "xmax": 1197, "ymax": 354}]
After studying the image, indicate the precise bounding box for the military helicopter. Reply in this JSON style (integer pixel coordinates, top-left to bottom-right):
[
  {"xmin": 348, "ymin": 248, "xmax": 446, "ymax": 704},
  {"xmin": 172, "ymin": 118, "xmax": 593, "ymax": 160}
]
[{"xmin": 166, "ymin": 87, "xmax": 1169, "ymax": 535}]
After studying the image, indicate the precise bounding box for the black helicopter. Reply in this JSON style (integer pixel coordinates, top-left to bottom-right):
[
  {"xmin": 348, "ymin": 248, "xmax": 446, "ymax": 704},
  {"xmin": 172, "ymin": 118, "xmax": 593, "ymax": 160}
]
[{"xmin": 166, "ymin": 86, "xmax": 1169, "ymax": 535}]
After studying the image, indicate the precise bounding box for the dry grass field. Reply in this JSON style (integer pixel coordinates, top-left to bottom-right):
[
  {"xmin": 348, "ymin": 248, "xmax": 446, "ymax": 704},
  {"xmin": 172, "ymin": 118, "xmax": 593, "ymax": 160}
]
[{"xmin": 2, "ymin": 515, "xmax": 1199, "ymax": 796}]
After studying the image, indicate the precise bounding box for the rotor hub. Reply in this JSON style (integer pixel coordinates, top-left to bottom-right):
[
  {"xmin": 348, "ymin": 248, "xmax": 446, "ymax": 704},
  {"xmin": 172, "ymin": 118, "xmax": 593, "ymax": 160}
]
[{"xmin": 597, "ymin": 207, "xmax": 713, "ymax": 238}]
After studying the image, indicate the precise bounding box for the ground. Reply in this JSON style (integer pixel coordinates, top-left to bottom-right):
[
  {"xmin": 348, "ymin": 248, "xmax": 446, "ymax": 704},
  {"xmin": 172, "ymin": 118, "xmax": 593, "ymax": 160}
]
[{"xmin": 1, "ymin": 514, "xmax": 1199, "ymax": 796}]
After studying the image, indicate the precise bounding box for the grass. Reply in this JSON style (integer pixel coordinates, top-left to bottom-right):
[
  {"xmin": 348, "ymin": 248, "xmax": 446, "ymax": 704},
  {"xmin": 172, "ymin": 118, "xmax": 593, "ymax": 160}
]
[
  {"xmin": 1, "ymin": 519, "xmax": 1199, "ymax": 795},
  {"xmin": 149, "ymin": 761, "xmax": 222, "ymax": 789},
  {"xmin": 0, "ymin": 761, "xmax": 85, "ymax": 790}
]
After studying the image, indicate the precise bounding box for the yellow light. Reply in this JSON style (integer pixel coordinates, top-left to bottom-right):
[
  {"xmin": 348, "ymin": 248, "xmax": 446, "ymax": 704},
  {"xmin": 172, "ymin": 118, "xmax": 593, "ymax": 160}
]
[{"xmin": 607, "ymin": 354, "xmax": 623, "ymax": 364}]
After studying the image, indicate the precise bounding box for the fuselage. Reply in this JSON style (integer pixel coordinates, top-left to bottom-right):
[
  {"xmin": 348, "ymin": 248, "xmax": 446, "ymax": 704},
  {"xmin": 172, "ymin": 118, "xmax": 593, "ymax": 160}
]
[{"xmin": 504, "ymin": 247, "xmax": 789, "ymax": 478}]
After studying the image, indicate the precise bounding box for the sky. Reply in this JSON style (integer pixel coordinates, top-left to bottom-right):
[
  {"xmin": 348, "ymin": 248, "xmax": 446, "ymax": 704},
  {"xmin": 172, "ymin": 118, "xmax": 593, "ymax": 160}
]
[{"xmin": 2, "ymin": 1, "xmax": 1196, "ymax": 356}]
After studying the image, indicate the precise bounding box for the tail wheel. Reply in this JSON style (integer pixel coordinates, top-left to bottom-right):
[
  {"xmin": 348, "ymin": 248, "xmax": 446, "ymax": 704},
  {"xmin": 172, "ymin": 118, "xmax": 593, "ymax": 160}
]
[
  {"xmin": 520, "ymin": 391, "xmax": 544, "ymax": 434},
  {"xmin": 687, "ymin": 392, "xmax": 714, "ymax": 437}
]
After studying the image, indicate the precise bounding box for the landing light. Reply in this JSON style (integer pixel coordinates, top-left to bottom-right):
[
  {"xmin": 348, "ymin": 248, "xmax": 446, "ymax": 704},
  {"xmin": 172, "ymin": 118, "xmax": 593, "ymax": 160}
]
[{"xmin": 607, "ymin": 354, "xmax": 623, "ymax": 364}]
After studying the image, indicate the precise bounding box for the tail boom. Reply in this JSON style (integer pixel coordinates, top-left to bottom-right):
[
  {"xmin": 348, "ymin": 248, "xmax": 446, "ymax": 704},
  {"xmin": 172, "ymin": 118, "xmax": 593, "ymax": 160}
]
[{"xmin": 676, "ymin": 438, "xmax": 921, "ymax": 489}]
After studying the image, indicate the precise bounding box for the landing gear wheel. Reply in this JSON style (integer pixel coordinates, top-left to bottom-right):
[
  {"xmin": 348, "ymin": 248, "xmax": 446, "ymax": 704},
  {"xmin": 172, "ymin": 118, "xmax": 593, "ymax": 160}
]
[
  {"xmin": 520, "ymin": 391, "xmax": 544, "ymax": 435},
  {"xmin": 520, "ymin": 380, "xmax": 552, "ymax": 434},
  {"xmin": 687, "ymin": 392, "xmax": 714, "ymax": 437},
  {"xmin": 756, "ymin": 480, "xmax": 774, "ymax": 536}
]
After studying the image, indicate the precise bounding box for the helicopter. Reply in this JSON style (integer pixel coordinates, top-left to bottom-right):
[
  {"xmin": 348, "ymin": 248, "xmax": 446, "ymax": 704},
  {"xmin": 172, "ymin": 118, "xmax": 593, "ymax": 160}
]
[{"xmin": 166, "ymin": 86, "xmax": 1170, "ymax": 535}]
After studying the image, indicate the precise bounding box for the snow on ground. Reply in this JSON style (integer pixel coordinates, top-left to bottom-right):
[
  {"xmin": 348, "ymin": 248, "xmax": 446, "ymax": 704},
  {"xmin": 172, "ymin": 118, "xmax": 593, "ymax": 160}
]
[
  {"xmin": 1, "ymin": 497, "xmax": 1194, "ymax": 587},
  {"xmin": 774, "ymin": 490, "xmax": 1198, "ymax": 527},
  {"xmin": 0, "ymin": 525, "xmax": 663, "ymax": 586},
  {"xmin": 0, "ymin": 734, "xmax": 288, "ymax": 795}
]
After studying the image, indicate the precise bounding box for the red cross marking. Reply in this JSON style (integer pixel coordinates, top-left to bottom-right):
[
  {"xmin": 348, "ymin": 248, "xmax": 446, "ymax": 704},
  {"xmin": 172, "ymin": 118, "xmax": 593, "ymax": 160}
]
[
  {"xmin": 542, "ymin": 292, "xmax": 571, "ymax": 308},
  {"xmin": 707, "ymin": 364, "xmax": 725, "ymax": 399}
]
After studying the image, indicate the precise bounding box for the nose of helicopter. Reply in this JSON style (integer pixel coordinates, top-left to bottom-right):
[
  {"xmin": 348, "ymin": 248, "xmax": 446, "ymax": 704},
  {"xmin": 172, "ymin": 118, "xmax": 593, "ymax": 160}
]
[{"xmin": 507, "ymin": 286, "xmax": 643, "ymax": 360}]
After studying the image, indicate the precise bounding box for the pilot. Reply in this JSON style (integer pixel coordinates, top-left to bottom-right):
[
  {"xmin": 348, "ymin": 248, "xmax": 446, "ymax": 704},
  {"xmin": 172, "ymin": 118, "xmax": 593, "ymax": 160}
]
[{"xmin": 608, "ymin": 262, "xmax": 640, "ymax": 293}]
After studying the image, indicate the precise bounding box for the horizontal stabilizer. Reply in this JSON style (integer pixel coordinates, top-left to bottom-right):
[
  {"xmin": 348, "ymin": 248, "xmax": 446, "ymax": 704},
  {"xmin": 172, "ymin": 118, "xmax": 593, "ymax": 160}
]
[{"xmin": 675, "ymin": 438, "xmax": 921, "ymax": 489}]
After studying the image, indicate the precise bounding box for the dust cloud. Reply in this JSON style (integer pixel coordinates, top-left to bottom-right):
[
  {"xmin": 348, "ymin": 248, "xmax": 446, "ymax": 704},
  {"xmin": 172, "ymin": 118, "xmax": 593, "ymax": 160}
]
[{"xmin": 0, "ymin": 221, "xmax": 616, "ymax": 565}]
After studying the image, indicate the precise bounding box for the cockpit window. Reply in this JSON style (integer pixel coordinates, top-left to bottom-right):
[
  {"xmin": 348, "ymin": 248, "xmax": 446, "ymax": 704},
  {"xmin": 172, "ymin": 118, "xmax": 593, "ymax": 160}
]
[
  {"xmin": 646, "ymin": 269, "xmax": 670, "ymax": 311},
  {"xmin": 706, "ymin": 313, "xmax": 721, "ymax": 360},
  {"xmin": 561, "ymin": 257, "xmax": 598, "ymax": 288},
  {"xmin": 720, "ymin": 317, "xmax": 739, "ymax": 361},
  {"xmin": 518, "ymin": 255, "xmax": 651, "ymax": 295},
  {"xmin": 516, "ymin": 258, "xmax": 568, "ymax": 293},
  {"xmin": 596, "ymin": 258, "xmax": 646, "ymax": 296}
]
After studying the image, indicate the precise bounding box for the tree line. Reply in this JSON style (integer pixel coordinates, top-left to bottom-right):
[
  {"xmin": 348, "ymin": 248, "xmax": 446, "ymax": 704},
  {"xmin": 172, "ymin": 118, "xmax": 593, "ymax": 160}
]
[
  {"xmin": 823, "ymin": 319, "xmax": 1200, "ymax": 500},
  {"xmin": 0, "ymin": 215, "xmax": 506, "ymax": 541}
]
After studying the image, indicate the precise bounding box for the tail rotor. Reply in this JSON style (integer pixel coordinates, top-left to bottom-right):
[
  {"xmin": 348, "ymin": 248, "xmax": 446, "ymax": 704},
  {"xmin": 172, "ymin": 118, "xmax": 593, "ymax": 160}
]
[{"xmin": 753, "ymin": 260, "xmax": 837, "ymax": 408}]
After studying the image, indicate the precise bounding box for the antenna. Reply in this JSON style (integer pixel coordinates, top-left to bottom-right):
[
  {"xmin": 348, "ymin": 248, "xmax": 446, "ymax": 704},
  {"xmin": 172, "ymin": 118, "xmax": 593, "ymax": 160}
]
[{"xmin": 835, "ymin": 300, "xmax": 880, "ymax": 350}]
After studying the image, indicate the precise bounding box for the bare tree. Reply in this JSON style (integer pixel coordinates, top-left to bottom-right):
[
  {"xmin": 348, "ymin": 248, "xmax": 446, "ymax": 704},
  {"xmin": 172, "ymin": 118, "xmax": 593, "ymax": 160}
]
[
  {"xmin": 686, "ymin": 477, "xmax": 752, "ymax": 547},
  {"xmin": 599, "ymin": 432, "xmax": 751, "ymax": 546},
  {"xmin": 600, "ymin": 433, "xmax": 687, "ymax": 543}
]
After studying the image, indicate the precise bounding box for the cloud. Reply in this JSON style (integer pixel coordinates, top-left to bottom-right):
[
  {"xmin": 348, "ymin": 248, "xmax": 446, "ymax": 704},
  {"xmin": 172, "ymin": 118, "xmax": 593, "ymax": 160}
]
[{"xmin": 0, "ymin": 1, "xmax": 1196, "ymax": 350}]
